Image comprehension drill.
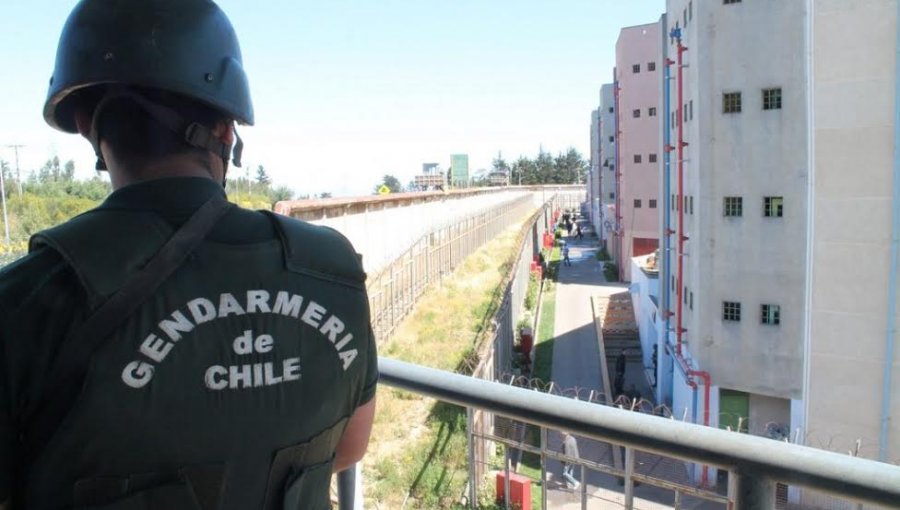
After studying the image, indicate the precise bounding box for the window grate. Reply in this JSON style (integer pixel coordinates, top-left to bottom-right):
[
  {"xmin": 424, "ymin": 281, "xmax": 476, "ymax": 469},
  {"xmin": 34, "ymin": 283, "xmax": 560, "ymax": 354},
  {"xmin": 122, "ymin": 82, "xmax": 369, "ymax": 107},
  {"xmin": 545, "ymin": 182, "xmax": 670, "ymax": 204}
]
[
  {"xmin": 723, "ymin": 301, "xmax": 741, "ymax": 321},
  {"xmin": 723, "ymin": 92, "xmax": 742, "ymax": 113}
]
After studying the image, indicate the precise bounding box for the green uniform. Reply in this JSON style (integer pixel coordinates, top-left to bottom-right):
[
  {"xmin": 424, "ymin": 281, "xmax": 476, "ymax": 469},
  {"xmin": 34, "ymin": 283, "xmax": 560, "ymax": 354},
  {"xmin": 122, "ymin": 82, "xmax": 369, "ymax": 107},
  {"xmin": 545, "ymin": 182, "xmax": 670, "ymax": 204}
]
[{"xmin": 0, "ymin": 178, "xmax": 378, "ymax": 509}]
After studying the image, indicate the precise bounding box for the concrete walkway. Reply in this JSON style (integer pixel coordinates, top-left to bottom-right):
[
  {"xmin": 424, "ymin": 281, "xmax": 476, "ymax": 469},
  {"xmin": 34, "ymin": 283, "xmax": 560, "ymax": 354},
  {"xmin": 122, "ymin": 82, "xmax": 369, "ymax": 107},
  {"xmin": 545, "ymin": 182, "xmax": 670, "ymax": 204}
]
[{"xmin": 541, "ymin": 219, "xmax": 721, "ymax": 510}]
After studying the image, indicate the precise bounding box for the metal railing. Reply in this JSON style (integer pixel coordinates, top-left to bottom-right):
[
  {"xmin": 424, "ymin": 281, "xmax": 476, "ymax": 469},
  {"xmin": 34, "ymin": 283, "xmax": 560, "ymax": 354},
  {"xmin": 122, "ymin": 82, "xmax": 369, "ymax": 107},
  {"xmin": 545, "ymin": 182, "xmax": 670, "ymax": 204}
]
[{"xmin": 339, "ymin": 358, "xmax": 900, "ymax": 509}]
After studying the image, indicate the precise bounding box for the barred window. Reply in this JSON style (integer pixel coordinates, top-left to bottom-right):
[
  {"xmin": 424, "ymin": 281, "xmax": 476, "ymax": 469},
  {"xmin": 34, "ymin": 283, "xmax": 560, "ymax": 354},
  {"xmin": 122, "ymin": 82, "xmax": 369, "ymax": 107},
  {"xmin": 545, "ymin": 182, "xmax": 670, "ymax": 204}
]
[
  {"xmin": 648, "ymin": 62, "xmax": 656, "ymax": 72},
  {"xmin": 723, "ymin": 92, "xmax": 742, "ymax": 113},
  {"xmin": 724, "ymin": 196, "xmax": 743, "ymax": 217},
  {"xmin": 633, "ymin": 109, "xmax": 641, "ymax": 118},
  {"xmin": 634, "ymin": 154, "xmax": 642, "ymax": 164},
  {"xmin": 763, "ymin": 88, "xmax": 782, "ymax": 110},
  {"xmin": 634, "ymin": 199, "xmax": 642, "ymax": 208},
  {"xmin": 723, "ymin": 301, "xmax": 741, "ymax": 321},
  {"xmin": 649, "ymin": 107, "xmax": 657, "ymax": 117},
  {"xmin": 633, "ymin": 64, "xmax": 641, "ymax": 73},
  {"xmin": 762, "ymin": 304, "xmax": 781, "ymax": 325},
  {"xmin": 764, "ymin": 196, "xmax": 784, "ymax": 217},
  {"xmin": 649, "ymin": 199, "xmax": 657, "ymax": 209},
  {"xmin": 609, "ymin": 136, "xmax": 614, "ymax": 142},
  {"xmin": 724, "ymin": 0, "xmax": 741, "ymax": 4}
]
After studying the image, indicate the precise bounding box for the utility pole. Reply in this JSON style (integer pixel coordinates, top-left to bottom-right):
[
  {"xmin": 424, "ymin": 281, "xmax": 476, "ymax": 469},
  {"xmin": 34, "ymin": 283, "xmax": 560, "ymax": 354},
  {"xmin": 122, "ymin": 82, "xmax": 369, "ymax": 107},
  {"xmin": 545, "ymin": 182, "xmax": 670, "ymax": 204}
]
[
  {"xmin": 0, "ymin": 162, "xmax": 9, "ymax": 244},
  {"xmin": 4, "ymin": 144, "xmax": 24, "ymax": 196}
]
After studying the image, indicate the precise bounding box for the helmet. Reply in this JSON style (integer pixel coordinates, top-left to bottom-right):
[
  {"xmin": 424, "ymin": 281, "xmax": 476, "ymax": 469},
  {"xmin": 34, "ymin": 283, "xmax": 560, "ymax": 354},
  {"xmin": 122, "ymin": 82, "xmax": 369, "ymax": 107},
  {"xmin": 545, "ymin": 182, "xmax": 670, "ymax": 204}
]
[{"xmin": 44, "ymin": 0, "xmax": 254, "ymax": 133}]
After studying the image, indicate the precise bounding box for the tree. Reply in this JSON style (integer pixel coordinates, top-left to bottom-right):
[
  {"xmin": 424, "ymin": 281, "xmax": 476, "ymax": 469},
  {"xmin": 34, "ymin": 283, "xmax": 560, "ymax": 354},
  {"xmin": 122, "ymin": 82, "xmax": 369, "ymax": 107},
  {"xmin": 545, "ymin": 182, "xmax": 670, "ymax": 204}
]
[
  {"xmin": 63, "ymin": 160, "xmax": 75, "ymax": 182},
  {"xmin": 375, "ymin": 174, "xmax": 402, "ymax": 193},
  {"xmin": 255, "ymin": 165, "xmax": 270, "ymax": 186},
  {"xmin": 318, "ymin": 192, "xmax": 333, "ymax": 199},
  {"xmin": 269, "ymin": 185, "xmax": 294, "ymax": 203}
]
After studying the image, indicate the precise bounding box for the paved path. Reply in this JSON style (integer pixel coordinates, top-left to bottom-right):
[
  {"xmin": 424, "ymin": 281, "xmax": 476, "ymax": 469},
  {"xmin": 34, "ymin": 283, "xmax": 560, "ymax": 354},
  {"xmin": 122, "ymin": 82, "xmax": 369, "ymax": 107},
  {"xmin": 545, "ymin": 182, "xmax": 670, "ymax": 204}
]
[{"xmin": 541, "ymin": 219, "xmax": 722, "ymax": 510}]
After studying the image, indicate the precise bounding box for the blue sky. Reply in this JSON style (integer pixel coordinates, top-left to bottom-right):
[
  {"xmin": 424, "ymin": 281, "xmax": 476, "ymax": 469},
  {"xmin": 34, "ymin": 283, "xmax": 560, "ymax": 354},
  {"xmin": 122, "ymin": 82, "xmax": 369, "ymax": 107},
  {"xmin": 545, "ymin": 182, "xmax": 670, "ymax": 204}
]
[{"xmin": 0, "ymin": 1, "xmax": 664, "ymax": 197}]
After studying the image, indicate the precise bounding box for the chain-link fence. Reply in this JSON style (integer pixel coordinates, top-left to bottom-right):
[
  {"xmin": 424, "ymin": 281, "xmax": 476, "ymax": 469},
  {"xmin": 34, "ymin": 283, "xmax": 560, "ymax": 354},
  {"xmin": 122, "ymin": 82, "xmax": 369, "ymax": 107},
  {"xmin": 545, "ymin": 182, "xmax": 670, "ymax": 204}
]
[{"xmin": 366, "ymin": 194, "xmax": 540, "ymax": 342}]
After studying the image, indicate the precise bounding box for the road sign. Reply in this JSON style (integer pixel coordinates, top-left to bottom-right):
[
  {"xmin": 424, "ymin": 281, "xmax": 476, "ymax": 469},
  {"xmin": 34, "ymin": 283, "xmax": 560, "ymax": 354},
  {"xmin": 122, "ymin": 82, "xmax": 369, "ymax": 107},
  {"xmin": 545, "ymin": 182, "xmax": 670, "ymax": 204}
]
[{"xmin": 378, "ymin": 184, "xmax": 391, "ymax": 195}]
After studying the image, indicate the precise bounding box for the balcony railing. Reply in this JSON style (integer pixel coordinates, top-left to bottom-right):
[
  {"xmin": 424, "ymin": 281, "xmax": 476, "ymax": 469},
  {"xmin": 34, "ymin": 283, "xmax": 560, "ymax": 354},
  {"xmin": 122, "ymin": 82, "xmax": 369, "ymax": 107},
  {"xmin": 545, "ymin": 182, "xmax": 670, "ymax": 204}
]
[{"xmin": 338, "ymin": 358, "xmax": 900, "ymax": 509}]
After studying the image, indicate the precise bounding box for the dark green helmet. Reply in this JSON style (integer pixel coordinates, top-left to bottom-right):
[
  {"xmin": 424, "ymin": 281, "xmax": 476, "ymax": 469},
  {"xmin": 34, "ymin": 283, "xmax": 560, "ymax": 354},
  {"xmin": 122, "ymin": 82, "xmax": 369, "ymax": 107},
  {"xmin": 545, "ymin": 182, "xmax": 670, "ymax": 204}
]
[{"xmin": 44, "ymin": 0, "xmax": 254, "ymax": 134}]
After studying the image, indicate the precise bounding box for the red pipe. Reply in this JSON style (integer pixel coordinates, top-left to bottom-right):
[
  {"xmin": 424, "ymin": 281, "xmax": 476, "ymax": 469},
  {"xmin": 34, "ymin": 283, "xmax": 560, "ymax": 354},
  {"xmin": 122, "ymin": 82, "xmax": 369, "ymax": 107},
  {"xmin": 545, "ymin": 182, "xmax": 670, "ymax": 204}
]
[
  {"xmin": 676, "ymin": 39, "xmax": 686, "ymax": 358},
  {"xmin": 672, "ymin": 35, "xmax": 711, "ymax": 488}
]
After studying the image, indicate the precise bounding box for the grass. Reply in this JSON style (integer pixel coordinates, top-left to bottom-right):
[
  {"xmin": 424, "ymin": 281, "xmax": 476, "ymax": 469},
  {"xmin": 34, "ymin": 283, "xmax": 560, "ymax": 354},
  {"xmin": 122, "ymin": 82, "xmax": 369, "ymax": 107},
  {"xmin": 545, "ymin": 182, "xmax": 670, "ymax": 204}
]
[
  {"xmin": 365, "ymin": 219, "xmax": 530, "ymax": 509},
  {"xmin": 518, "ymin": 245, "xmax": 560, "ymax": 490}
]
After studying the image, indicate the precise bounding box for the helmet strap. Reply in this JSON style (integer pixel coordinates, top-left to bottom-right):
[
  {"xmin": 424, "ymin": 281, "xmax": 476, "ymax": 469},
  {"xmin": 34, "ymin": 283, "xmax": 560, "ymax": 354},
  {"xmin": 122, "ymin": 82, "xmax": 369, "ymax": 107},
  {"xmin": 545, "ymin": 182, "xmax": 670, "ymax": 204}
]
[{"xmin": 87, "ymin": 88, "xmax": 241, "ymax": 176}]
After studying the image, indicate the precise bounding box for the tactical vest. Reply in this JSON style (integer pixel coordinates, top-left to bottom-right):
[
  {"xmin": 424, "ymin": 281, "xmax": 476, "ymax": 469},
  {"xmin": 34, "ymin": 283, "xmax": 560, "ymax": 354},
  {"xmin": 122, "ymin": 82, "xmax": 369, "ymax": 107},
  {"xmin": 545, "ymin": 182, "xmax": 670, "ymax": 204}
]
[{"xmin": 21, "ymin": 206, "xmax": 371, "ymax": 510}]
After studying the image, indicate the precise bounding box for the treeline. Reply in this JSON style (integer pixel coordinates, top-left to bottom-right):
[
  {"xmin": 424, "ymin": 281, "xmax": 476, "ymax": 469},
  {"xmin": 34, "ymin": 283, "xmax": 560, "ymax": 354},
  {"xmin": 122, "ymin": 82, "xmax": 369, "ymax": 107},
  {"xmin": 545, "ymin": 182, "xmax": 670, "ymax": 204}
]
[
  {"xmin": 0, "ymin": 158, "xmax": 296, "ymax": 264},
  {"xmin": 489, "ymin": 147, "xmax": 587, "ymax": 186}
]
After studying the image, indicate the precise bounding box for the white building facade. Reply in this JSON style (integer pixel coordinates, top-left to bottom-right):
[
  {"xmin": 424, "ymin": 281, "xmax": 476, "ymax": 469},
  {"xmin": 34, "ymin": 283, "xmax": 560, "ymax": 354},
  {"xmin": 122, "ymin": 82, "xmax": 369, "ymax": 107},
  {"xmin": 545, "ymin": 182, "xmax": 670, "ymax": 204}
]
[{"xmin": 658, "ymin": 0, "xmax": 808, "ymax": 485}]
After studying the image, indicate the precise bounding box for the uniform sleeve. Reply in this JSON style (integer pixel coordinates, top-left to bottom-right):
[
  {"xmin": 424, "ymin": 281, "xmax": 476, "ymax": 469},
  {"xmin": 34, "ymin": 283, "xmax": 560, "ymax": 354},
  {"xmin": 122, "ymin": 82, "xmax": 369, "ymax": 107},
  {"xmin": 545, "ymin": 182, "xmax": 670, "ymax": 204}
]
[
  {"xmin": 0, "ymin": 310, "xmax": 12, "ymax": 503},
  {"xmin": 359, "ymin": 325, "xmax": 378, "ymax": 405}
]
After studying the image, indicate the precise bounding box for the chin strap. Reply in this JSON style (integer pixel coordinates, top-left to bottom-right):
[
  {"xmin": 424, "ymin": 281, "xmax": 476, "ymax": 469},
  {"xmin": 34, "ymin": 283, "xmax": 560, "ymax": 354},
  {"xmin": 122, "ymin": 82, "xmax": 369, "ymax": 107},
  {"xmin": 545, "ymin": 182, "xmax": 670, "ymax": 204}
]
[{"xmin": 88, "ymin": 88, "xmax": 243, "ymax": 171}]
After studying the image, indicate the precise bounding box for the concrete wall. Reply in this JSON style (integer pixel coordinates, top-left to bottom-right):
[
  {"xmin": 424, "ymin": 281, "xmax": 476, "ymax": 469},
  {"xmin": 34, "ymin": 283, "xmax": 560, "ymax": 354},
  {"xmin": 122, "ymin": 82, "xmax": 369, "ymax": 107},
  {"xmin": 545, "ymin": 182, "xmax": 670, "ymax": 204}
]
[
  {"xmin": 589, "ymin": 109, "xmax": 602, "ymax": 233},
  {"xmin": 616, "ymin": 22, "xmax": 662, "ymax": 282},
  {"xmin": 599, "ymin": 83, "xmax": 617, "ymax": 248},
  {"xmin": 807, "ymin": 0, "xmax": 900, "ymax": 463},
  {"xmin": 749, "ymin": 393, "xmax": 791, "ymax": 438},
  {"xmin": 663, "ymin": 0, "xmax": 807, "ymax": 405}
]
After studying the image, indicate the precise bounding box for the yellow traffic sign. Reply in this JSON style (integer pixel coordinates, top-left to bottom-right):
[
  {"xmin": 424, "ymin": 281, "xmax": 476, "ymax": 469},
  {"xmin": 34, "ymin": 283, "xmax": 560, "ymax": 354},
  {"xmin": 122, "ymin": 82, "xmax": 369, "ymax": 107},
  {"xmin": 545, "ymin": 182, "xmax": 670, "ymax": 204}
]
[{"xmin": 378, "ymin": 184, "xmax": 391, "ymax": 195}]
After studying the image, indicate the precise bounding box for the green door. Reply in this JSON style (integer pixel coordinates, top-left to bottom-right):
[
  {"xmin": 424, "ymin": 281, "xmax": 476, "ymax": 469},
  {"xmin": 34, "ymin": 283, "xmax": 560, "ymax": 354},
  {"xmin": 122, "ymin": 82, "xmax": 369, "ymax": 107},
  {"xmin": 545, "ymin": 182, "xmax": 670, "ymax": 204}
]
[{"xmin": 719, "ymin": 389, "xmax": 749, "ymax": 433}]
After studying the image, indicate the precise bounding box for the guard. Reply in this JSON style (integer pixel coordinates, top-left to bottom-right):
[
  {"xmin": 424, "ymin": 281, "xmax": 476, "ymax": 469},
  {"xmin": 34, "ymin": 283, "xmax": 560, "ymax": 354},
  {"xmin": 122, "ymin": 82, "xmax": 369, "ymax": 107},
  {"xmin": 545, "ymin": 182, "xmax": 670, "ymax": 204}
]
[{"xmin": 0, "ymin": 1, "xmax": 377, "ymax": 509}]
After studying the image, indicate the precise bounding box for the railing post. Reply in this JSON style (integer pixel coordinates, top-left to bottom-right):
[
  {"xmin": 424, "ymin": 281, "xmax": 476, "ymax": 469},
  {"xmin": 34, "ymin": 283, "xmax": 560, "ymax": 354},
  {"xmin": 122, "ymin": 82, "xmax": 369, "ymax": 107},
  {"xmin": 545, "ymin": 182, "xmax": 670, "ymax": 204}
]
[
  {"xmin": 674, "ymin": 490, "xmax": 682, "ymax": 510},
  {"xmin": 580, "ymin": 463, "xmax": 587, "ymax": 509},
  {"xmin": 735, "ymin": 469, "xmax": 775, "ymax": 510},
  {"xmin": 467, "ymin": 407, "xmax": 476, "ymax": 509},
  {"xmin": 540, "ymin": 426, "xmax": 548, "ymax": 510},
  {"xmin": 337, "ymin": 465, "xmax": 356, "ymax": 510},
  {"xmin": 504, "ymin": 446, "xmax": 511, "ymax": 510},
  {"xmin": 624, "ymin": 446, "xmax": 635, "ymax": 510}
]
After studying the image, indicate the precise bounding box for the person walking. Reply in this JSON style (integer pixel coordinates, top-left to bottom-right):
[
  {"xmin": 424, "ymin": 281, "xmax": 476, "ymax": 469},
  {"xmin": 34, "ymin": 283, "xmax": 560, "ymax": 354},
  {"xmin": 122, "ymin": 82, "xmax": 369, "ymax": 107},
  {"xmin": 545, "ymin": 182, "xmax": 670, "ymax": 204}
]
[
  {"xmin": 561, "ymin": 432, "xmax": 581, "ymax": 490},
  {"xmin": 0, "ymin": 2, "xmax": 377, "ymax": 508},
  {"xmin": 563, "ymin": 244, "xmax": 571, "ymax": 266}
]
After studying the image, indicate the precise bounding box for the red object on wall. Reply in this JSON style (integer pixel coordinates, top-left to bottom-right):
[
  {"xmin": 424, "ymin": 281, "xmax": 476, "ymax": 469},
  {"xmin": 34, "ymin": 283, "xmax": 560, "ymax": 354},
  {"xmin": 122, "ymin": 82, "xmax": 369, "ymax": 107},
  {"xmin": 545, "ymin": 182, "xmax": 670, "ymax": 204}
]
[
  {"xmin": 632, "ymin": 237, "xmax": 659, "ymax": 258},
  {"xmin": 542, "ymin": 231, "xmax": 553, "ymax": 249},
  {"xmin": 519, "ymin": 327, "xmax": 534, "ymax": 359},
  {"xmin": 496, "ymin": 472, "xmax": 532, "ymax": 510}
]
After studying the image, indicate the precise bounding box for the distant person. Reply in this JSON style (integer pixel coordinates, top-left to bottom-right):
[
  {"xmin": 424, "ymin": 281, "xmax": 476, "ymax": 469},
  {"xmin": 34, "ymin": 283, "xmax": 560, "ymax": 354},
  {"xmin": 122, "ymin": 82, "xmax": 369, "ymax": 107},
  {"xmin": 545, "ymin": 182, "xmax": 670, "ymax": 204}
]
[
  {"xmin": 566, "ymin": 220, "xmax": 573, "ymax": 235},
  {"xmin": 576, "ymin": 224, "xmax": 583, "ymax": 241},
  {"xmin": 616, "ymin": 349, "xmax": 628, "ymax": 377},
  {"xmin": 563, "ymin": 245, "xmax": 571, "ymax": 266},
  {"xmin": 561, "ymin": 432, "xmax": 581, "ymax": 490},
  {"xmin": 651, "ymin": 345, "xmax": 659, "ymax": 388},
  {"xmin": 613, "ymin": 371, "xmax": 625, "ymax": 398}
]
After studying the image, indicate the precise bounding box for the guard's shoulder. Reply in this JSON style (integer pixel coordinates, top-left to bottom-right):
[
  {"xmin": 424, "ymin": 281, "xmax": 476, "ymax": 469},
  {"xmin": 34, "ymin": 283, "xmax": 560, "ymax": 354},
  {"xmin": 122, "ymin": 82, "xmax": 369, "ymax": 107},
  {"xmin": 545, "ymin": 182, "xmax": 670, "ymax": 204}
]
[
  {"xmin": 0, "ymin": 245, "xmax": 70, "ymax": 314},
  {"xmin": 28, "ymin": 209, "xmax": 170, "ymax": 307},
  {"xmin": 263, "ymin": 212, "xmax": 366, "ymax": 287}
]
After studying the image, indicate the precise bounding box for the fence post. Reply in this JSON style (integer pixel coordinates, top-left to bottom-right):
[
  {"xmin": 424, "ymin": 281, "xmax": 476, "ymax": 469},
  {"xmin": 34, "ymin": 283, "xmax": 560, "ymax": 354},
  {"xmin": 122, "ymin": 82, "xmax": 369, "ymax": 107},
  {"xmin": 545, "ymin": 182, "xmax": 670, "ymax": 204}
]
[
  {"xmin": 337, "ymin": 465, "xmax": 356, "ymax": 510},
  {"xmin": 540, "ymin": 426, "xmax": 548, "ymax": 510},
  {"xmin": 467, "ymin": 407, "xmax": 476, "ymax": 509},
  {"xmin": 734, "ymin": 469, "xmax": 775, "ymax": 510},
  {"xmin": 624, "ymin": 446, "xmax": 635, "ymax": 510}
]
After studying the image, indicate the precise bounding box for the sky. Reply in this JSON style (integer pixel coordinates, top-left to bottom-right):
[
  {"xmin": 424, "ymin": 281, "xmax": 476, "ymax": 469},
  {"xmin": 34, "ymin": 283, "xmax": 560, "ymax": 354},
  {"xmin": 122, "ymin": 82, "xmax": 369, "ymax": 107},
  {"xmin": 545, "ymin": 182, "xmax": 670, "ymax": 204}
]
[{"xmin": 0, "ymin": 1, "xmax": 664, "ymax": 198}]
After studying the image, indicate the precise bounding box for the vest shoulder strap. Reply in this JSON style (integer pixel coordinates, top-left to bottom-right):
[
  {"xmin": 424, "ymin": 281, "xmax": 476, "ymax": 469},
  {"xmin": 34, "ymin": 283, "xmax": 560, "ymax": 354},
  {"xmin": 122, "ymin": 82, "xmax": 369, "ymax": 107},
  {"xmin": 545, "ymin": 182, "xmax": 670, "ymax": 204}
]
[
  {"xmin": 29, "ymin": 208, "xmax": 172, "ymax": 309},
  {"xmin": 262, "ymin": 212, "xmax": 366, "ymax": 289}
]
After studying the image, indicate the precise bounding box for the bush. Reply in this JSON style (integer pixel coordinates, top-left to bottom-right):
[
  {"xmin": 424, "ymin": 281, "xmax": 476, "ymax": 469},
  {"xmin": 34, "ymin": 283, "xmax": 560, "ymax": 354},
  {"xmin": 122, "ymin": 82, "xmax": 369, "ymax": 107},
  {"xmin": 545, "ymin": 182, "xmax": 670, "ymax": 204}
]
[
  {"xmin": 603, "ymin": 262, "xmax": 619, "ymax": 282},
  {"xmin": 524, "ymin": 273, "xmax": 539, "ymax": 311},
  {"xmin": 596, "ymin": 247, "xmax": 611, "ymax": 261}
]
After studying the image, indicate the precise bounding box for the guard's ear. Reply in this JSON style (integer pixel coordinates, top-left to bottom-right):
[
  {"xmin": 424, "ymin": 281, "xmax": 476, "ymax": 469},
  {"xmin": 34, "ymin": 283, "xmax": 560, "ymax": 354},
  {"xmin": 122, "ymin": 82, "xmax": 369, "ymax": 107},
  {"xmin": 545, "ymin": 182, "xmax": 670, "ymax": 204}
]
[{"xmin": 74, "ymin": 107, "xmax": 92, "ymax": 138}]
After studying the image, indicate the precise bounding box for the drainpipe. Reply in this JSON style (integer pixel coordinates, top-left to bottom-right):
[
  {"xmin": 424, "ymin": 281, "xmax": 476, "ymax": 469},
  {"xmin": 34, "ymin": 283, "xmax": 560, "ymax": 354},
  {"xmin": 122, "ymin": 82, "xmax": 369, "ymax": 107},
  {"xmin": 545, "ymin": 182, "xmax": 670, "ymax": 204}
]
[
  {"xmin": 880, "ymin": 0, "xmax": 900, "ymax": 462},
  {"xmin": 675, "ymin": 30, "xmax": 687, "ymax": 358},
  {"xmin": 670, "ymin": 26, "xmax": 711, "ymax": 487},
  {"xmin": 663, "ymin": 40, "xmax": 674, "ymax": 403}
]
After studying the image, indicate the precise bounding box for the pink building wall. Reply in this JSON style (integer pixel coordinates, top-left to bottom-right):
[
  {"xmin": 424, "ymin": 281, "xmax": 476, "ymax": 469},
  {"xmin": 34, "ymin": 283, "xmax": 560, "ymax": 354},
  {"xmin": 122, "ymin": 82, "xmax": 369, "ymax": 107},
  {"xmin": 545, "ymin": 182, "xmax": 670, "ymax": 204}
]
[{"xmin": 615, "ymin": 22, "xmax": 661, "ymax": 282}]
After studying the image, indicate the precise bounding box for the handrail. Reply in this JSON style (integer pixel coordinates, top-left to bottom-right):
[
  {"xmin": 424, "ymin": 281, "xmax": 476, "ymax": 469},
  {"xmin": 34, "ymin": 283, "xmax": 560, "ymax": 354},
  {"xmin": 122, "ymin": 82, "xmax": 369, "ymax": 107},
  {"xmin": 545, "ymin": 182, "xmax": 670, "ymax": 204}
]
[{"xmin": 377, "ymin": 357, "xmax": 900, "ymax": 508}]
